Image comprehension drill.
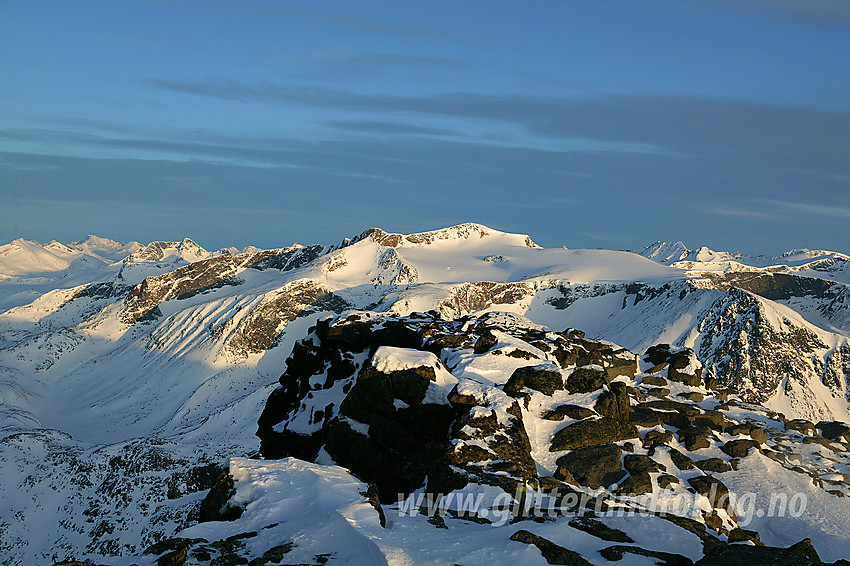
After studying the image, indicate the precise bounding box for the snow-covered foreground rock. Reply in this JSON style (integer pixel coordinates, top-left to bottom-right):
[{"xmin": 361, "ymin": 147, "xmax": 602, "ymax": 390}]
[{"xmin": 0, "ymin": 224, "xmax": 847, "ymax": 564}]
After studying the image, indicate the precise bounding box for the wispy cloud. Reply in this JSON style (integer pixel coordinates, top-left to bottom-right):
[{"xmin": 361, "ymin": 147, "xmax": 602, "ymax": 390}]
[
  {"xmin": 762, "ymin": 199, "xmax": 850, "ymax": 219},
  {"xmin": 145, "ymin": 79, "xmax": 850, "ymax": 165},
  {"xmin": 675, "ymin": 0, "xmax": 850, "ymax": 26},
  {"xmin": 706, "ymin": 207, "xmax": 773, "ymax": 219}
]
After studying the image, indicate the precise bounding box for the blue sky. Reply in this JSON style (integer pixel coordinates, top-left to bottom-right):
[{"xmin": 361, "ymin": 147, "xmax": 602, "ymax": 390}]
[{"xmin": 1, "ymin": 0, "xmax": 848, "ymax": 253}]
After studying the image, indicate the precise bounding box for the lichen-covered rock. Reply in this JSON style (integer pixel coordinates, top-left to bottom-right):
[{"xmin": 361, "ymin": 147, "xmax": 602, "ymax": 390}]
[
  {"xmin": 504, "ymin": 364, "xmax": 563, "ymax": 396},
  {"xmin": 594, "ymin": 381, "xmax": 631, "ymax": 420},
  {"xmin": 550, "ymin": 417, "xmax": 639, "ymax": 452},
  {"xmin": 555, "ymin": 444, "xmax": 625, "ymax": 489},
  {"xmin": 565, "ymin": 365, "xmax": 609, "ymax": 393}
]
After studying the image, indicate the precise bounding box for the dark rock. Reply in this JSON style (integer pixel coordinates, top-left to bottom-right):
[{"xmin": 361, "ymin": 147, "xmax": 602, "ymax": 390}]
[
  {"xmin": 678, "ymin": 426, "xmax": 714, "ymax": 451},
  {"xmin": 594, "ymin": 382, "xmax": 631, "ymax": 420},
  {"xmin": 629, "ymin": 406, "xmax": 691, "ymax": 429},
  {"xmin": 555, "ymin": 444, "xmax": 625, "ymax": 488},
  {"xmin": 658, "ymin": 474, "xmax": 679, "ymax": 489},
  {"xmin": 668, "ymin": 349, "xmax": 703, "ymax": 386},
  {"xmin": 603, "ymin": 350, "xmax": 639, "ymax": 381},
  {"xmin": 691, "ymin": 410, "xmax": 730, "ymax": 431},
  {"xmin": 785, "ymin": 419, "xmax": 816, "ymax": 435},
  {"xmin": 647, "ymin": 387, "xmax": 672, "ymax": 398},
  {"xmin": 687, "ymin": 476, "xmax": 733, "ymax": 514},
  {"xmin": 550, "ymin": 417, "xmax": 639, "ymax": 451},
  {"xmin": 473, "ymin": 330, "xmax": 499, "ymax": 354},
  {"xmin": 643, "ymin": 429, "xmax": 674, "ymax": 448},
  {"xmin": 720, "ymin": 439, "xmax": 760, "ymax": 458},
  {"xmin": 728, "ymin": 528, "xmax": 763, "ymax": 546},
  {"xmin": 725, "ymin": 423, "xmax": 768, "ymax": 444},
  {"xmin": 600, "ymin": 545, "xmax": 693, "ymax": 566},
  {"xmin": 624, "ymin": 454, "xmax": 666, "ymax": 473},
  {"xmin": 694, "ymin": 538, "xmax": 829, "ymax": 565},
  {"xmin": 542, "ymin": 404, "xmax": 596, "ymax": 421},
  {"xmin": 695, "ymin": 458, "xmax": 732, "ymax": 473},
  {"xmin": 568, "ymin": 516, "xmax": 633, "ymax": 542},
  {"xmin": 669, "ymin": 448, "xmax": 696, "ymax": 470},
  {"xmin": 644, "ymin": 365, "xmax": 669, "ymax": 379},
  {"xmin": 504, "ymin": 364, "xmax": 563, "ymax": 396},
  {"xmin": 787, "ymin": 538, "xmax": 821, "ymax": 561},
  {"xmin": 816, "ymin": 421, "xmax": 850, "ymax": 441},
  {"xmin": 678, "ymin": 392, "xmax": 705, "ymax": 402},
  {"xmin": 509, "ymin": 530, "xmax": 593, "ymax": 566},
  {"xmin": 616, "ymin": 472, "xmax": 653, "ymax": 495},
  {"xmin": 198, "ymin": 472, "xmax": 243, "ymax": 523},
  {"xmin": 645, "ymin": 344, "xmax": 673, "ymax": 366},
  {"xmin": 565, "ymin": 365, "xmax": 609, "ymax": 393}
]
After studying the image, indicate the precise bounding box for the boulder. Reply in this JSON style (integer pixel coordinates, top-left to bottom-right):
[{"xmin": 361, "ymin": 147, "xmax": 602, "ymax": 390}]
[
  {"xmin": 509, "ymin": 530, "xmax": 592, "ymax": 566},
  {"xmin": 616, "ymin": 472, "xmax": 653, "ymax": 495},
  {"xmin": 816, "ymin": 421, "xmax": 850, "ymax": 442},
  {"xmin": 624, "ymin": 454, "xmax": 666, "ymax": 474},
  {"xmin": 594, "ymin": 382, "xmax": 631, "ymax": 420},
  {"xmin": 642, "ymin": 429, "xmax": 674, "ymax": 448},
  {"xmin": 565, "ymin": 365, "xmax": 609, "ymax": 393},
  {"xmin": 550, "ymin": 417, "xmax": 639, "ymax": 452},
  {"xmin": 668, "ymin": 448, "xmax": 696, "ymax": 470},
  {"xmin": 644, "ymin": 344, "xmax": 672, "ymax": 366},
  {"xmin": 688, "ymin": 475, "xmax": 734, "ymax": 515},
  {"xmin": 667, "ymin": 348, "xmax": 703, "ymax": 386},
  {"xmin": 695, "ymin": 458, "xmax": 732, "ymax": 473},
  {"xmin": 720, "ymin": 439, "xmax": 760, "ymax": 458},
  {"xmin": 473, "ymin": 330, "xmax": 499, "ymax": 354},
  {"xmin": 504, "ymin": 364, "xmax": 563, "ymax": 396},
  {"xmin": 542, "ymin": 404, "xmax": 596, "ymax": 421},
  {"xmin": 678, "ymin": 425, "xmax": 713, "ymax": 451},
  {"xmin": 555, "ymin": 444, "xmax": 625, "ymax": 489}
]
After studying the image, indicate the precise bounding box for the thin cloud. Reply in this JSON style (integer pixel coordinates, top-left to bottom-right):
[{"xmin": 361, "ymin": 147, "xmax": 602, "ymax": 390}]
[
  {"xmin": 706, "ymin": 207, "xmax": 773, "ymax": 219},
  {"xmin": 762, "ymin": 199, "xmax": 850, "ymax": 219}
]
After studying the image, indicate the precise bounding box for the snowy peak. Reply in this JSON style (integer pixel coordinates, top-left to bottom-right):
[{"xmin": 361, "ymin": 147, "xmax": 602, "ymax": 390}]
[
  {"xmin": 72, "ymin": 235, "xmax": 142, "ymax": 260},
  {"xmin": 347, "ymin": 223, "xmax": 540, "ymax": 250},
  {"xmin": 122, "ymin": 238, "xmax": 209, "ymax": 265},
  {"xmin": 0, "ymin": 237, "xmax": 94, "ymax": 277},
  {"xmin": 630, "ymin": 241, "xmax": 691, "ymax": 264}
]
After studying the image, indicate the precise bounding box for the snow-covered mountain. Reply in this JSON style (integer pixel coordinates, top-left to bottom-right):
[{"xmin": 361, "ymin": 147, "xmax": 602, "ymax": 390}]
[{"xmin": 1, "ymin": 224, "xmax": 848, "ymax": 564}]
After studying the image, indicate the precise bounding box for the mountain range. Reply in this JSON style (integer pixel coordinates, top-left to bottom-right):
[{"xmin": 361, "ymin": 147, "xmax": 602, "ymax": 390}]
[{"xmin": 0, "ymin": 224, "xmax": 848, "ymax": 565}]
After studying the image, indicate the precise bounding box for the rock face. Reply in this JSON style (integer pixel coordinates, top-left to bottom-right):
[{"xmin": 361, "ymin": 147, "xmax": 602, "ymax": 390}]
[{"xmin": 257, "ymin": 312, "xmax": 648, "ymax": 499}]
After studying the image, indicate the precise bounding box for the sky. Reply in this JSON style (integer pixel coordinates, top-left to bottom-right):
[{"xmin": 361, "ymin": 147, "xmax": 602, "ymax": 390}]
[{"xmin": 1, "ymin": 0, "xmax": 848, "ymax": 254}]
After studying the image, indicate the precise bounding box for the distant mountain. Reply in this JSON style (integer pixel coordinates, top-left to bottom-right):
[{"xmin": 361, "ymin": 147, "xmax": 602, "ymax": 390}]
[{"xmin": 1, "ymin": 225, "xmax": 848, "ymax": 564}]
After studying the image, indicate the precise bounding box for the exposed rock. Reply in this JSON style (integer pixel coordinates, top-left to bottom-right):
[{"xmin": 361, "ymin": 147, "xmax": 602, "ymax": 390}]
[
  {"xmin": 555, "ymin": 444, "xmax": 625, "ymax": 488},
  {"xmin": 616, "ymin": 472, "xmax": 653, "ymax": 495},
  {"xmin": 542, "ymin": 404, "xmax": 596, "ymax": 421},
  {"xmin": 509, "ymin": 530, "xmax": 592, "ymax": 566},
  {"xmin": 816, "ymin": 421, "xmax": 850, "ymax": 441},
  {"xmin": 658, "ymin": 474, "xmax": 679, "ymax": 489},
  {"xmin": 600, "ymin": 545, "xmax": 693, "ymax": 566},
  {"xmin": 678, "ymin": 426, "xmax": 714, "ymax": 451},
  {"xmin": 695, "ymin": 458, "xmax": 732, "ymax": 473},
  {"xmin": 624, "ymin": 454, "xmax": 666, "ymax": 474},
  {"xmin": 550, "ymin": 418, "xmax": 639, "ymax": 452},
  {"xmin": 504, "ymin": 364, "xmax": 563, "ymax": 396},
  {"xmin": 594, "ymin": 382, "xmax": 630, "ymax": 420},
  {"xmin": 473, "ymin": 330, "xmax": 499, "ymax": 354},
  {"xmin": 728, "ymin": 528, "xmax": 763, "ymax": 546},
  {"xmin": 668, "ymin": 448, "xmax": 696, "ymax": 470},
  {"xmin": 567, "ymin": 516, "xmax": 633, "ymax": 542},
  {"xmin": 643, "ymin": 429, "xmax": 674, "ymax": 448},
  {"xmin": 565, "ymin": 365, "xmax": 609, "ymax": 393},
  {"xmin": 668, "ymin": 349, "xmax": 703, "ymax": 386},
  {"xmin": 198, "ymin": 472, "xmax": 243, "ymax": 523},
  {"xmin": 687, "ymin": 476, "xmax": 734, "ymax": 515},
  {"xmin": 721, "ymin": 439, "xmax": 761, "ymax": 458},
  {"xmin": 679, "ymin": 392, "xmax": 705, "ymax": 402}
]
